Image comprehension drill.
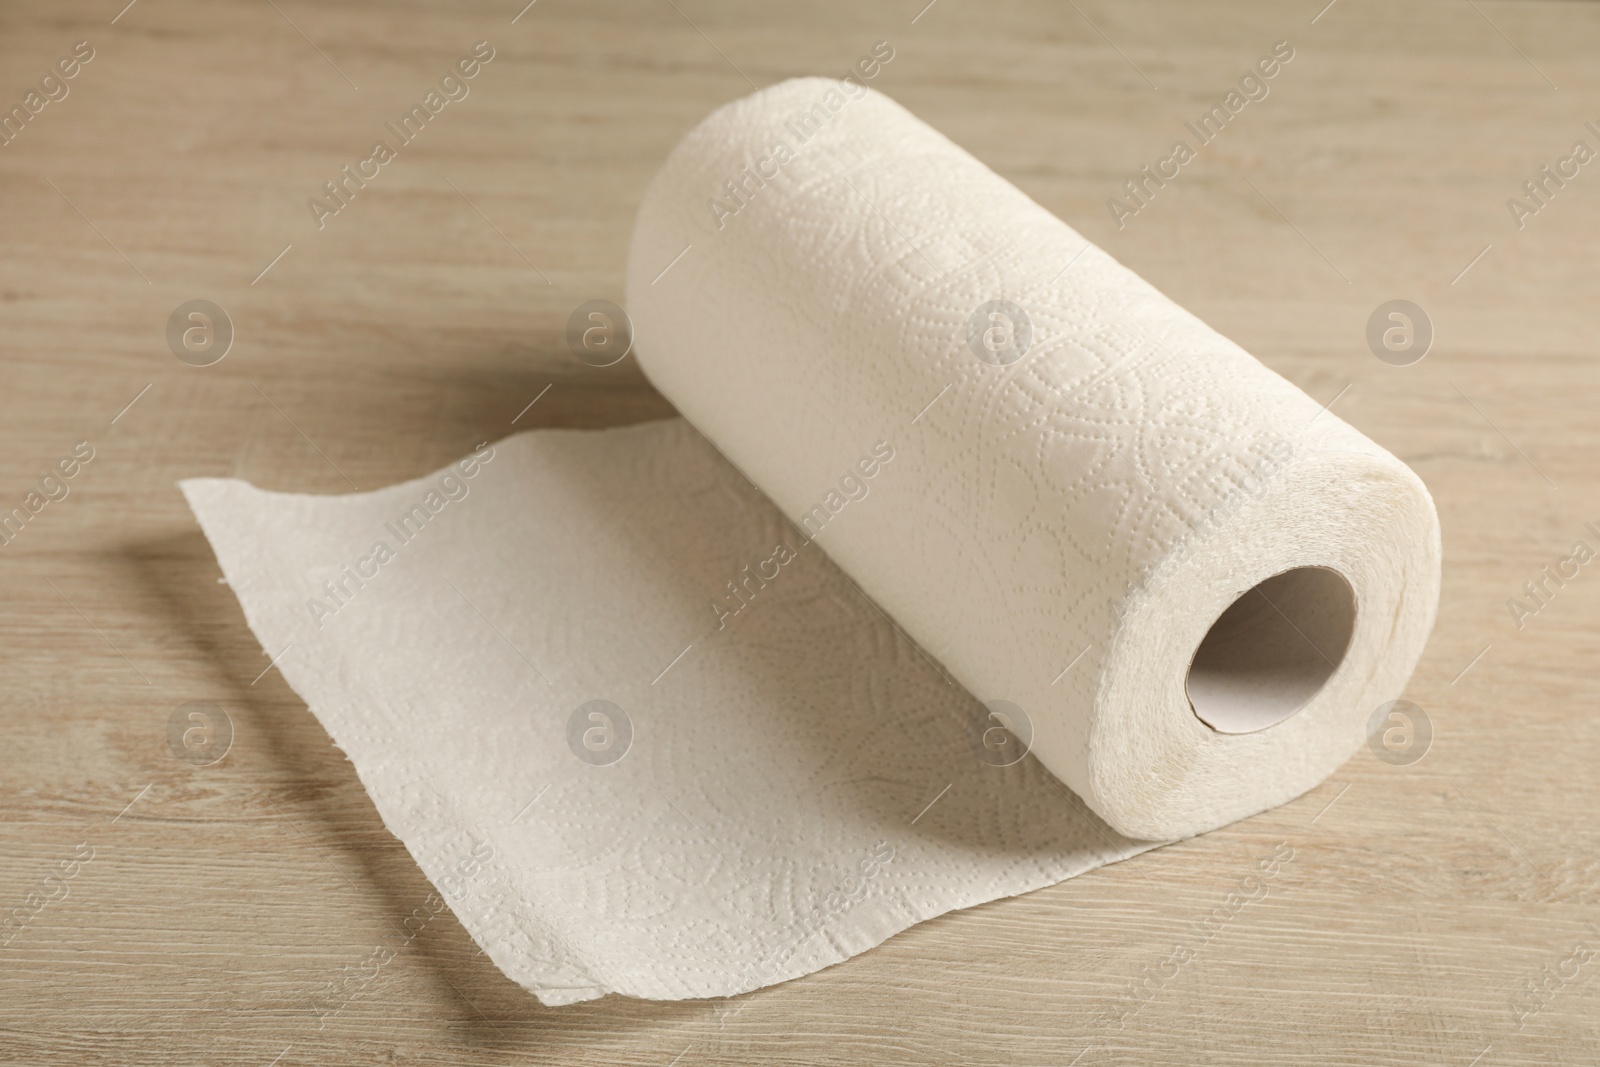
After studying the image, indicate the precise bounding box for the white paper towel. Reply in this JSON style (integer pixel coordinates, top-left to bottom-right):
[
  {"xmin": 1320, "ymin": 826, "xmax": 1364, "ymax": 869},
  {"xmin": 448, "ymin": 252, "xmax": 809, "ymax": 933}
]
[
  {"xmin": 625, "ymin": 77, "xmax": 1440, "ymax": 840},
  {"xmin": 182, "ymin": 78, "xmax": 1439, "ymax": 1004}
]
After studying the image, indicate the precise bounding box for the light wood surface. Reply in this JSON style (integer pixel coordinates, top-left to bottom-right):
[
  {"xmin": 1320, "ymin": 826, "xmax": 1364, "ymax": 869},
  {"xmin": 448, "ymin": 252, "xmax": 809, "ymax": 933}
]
[{"xmin": 3, "ymin": 0, "xmax": 1598, "ymax": 1063}]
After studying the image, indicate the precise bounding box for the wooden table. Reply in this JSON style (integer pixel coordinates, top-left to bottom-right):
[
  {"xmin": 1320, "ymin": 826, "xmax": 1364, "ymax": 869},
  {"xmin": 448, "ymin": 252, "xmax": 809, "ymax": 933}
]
[{"xmin": 3, "ymin": 0, "xmax": 1597, "ymax": 1062}]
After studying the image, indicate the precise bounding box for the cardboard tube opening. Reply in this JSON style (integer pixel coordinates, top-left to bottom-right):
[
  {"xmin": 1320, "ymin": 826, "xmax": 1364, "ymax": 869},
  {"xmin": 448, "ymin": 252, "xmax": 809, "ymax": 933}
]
[{"xmin": 1186, "ymin": 566, "xmax": 1357, "ymax": 735}]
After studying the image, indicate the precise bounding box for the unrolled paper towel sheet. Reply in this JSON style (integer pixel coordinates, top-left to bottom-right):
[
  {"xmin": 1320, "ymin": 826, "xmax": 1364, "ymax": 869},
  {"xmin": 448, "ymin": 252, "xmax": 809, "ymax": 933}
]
[{"xmin": 182, "ymin": 78, "xmax": 1440, "ymax": 1004}]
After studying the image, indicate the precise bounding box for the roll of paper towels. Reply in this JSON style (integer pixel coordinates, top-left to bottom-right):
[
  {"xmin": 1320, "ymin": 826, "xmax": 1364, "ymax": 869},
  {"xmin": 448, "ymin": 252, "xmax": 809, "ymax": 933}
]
[
  {"xmin": 182, "ymin": 78, "xmax": 1440, "ymax": 1004},
  {"xmin": 626, "ymin": 77, "xmax": 1440, "ymax": 840}
]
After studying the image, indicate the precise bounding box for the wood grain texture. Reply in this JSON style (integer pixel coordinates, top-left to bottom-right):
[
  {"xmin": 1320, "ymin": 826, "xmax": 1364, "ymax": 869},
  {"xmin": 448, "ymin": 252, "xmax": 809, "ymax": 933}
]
[{"xmin": 2, "ymin": 0, "xmax": 1598, "ymax": 1063}]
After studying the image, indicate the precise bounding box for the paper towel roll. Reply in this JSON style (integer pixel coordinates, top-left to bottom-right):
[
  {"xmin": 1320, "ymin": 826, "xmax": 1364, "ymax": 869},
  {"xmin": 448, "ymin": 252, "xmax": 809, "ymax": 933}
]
[
  {"xmin": 182, "ymin": 78, "xmax": 1442, "ymax": 1004},
  {"xmin": 626, "ymin": 77, "xmax": 1440, "ymax": 840}
]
